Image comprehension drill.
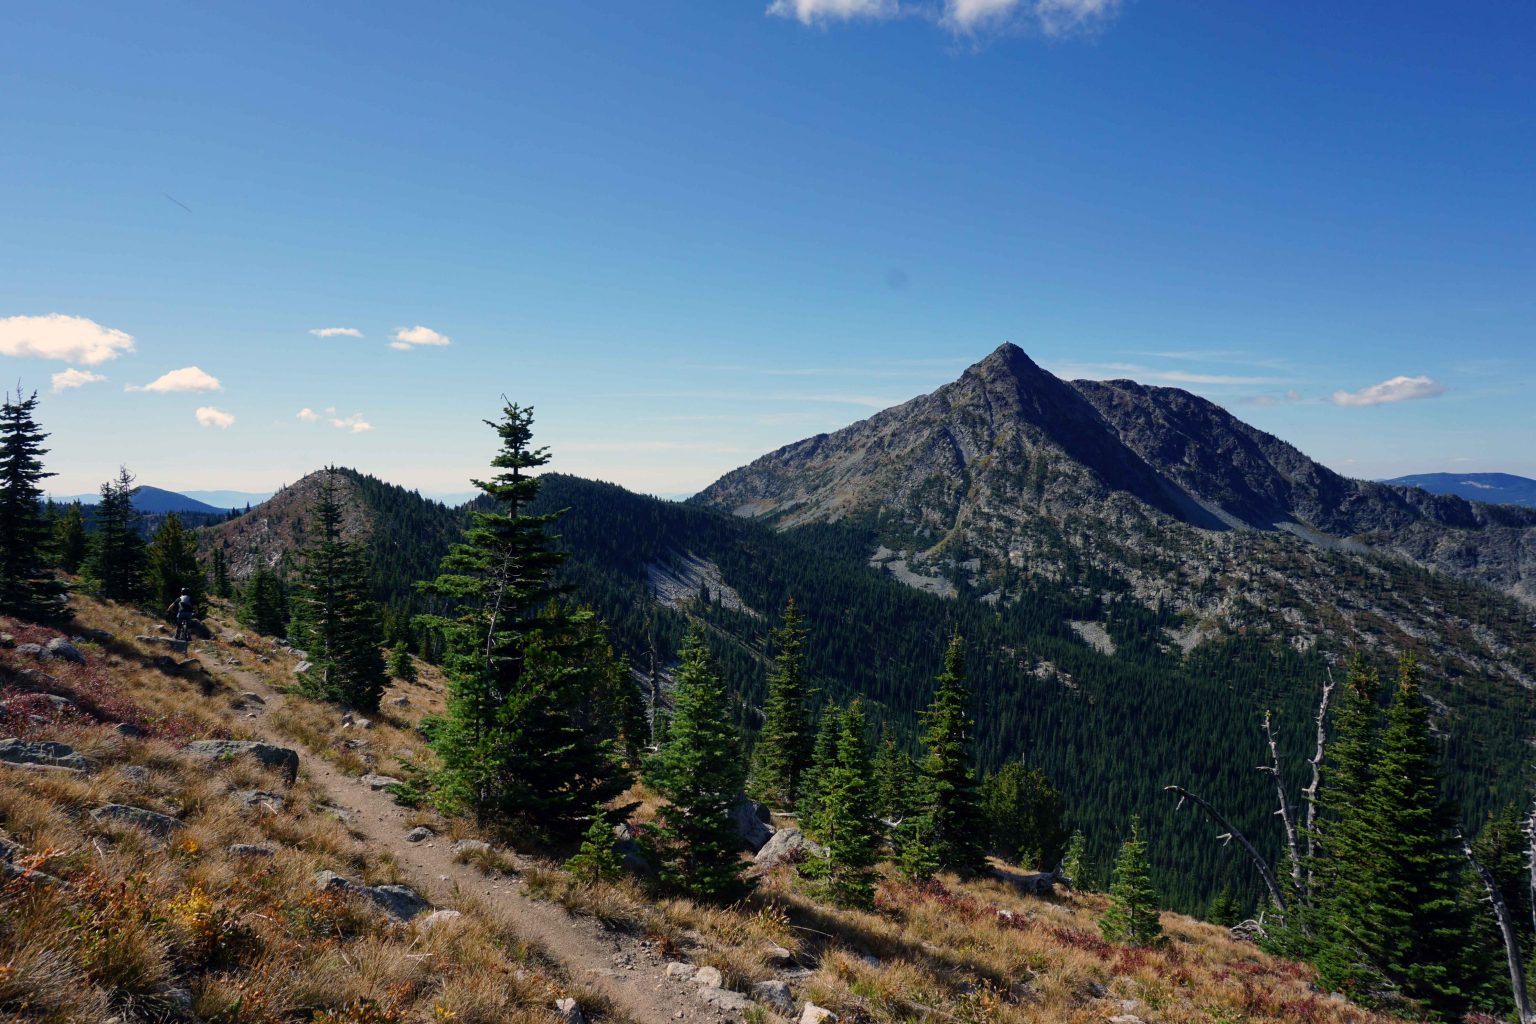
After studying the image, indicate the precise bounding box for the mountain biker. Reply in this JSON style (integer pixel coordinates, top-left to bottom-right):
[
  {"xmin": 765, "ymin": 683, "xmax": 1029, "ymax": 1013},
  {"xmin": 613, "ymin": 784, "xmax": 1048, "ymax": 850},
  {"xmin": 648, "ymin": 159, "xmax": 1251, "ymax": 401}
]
[{"xmin": 167, "ymin": 588, "xmax": 196, "ymax": 639}]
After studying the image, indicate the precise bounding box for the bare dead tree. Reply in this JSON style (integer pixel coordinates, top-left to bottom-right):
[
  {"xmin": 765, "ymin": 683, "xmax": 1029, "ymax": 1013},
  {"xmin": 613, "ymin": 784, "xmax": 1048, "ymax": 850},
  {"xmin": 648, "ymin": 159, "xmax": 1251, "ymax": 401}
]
[
  {"xmin": 1301, "ymin": 669, "xmax": 1337, "ymax": 892},
  {"xmin": 1465, "ymin": 832, "xmax": 1535, "ymax": 1024},
  {"xmin": 1164, "ymin": 784, "xmax": 1288, "ymax": 914},
  {"xmin": 1260, "ymin": 709, "xmax": 1303, "ymax": 892}
]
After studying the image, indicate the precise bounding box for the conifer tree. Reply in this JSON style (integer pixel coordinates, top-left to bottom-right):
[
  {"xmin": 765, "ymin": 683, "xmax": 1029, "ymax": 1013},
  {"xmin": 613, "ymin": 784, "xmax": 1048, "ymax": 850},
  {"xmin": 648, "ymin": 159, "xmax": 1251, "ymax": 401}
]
[
  {"xmin": 55, "ymin": 502, "xmax": 87, "ymax": 574},
  {"xmin": 645, "ymin": 624, "xmax": 750, "ymax": 902},
  {"xmin": 146, "ymin": 513, "xmax": 203, "ymax": 612},
  {"xmin": 818, "ymin": 700, "xmax": 881, "ymax": 908},
  {"xmin": 873, "ymin": 721, "xmax": 919, "ymax": 825},
  {"xmin": 210, "ymin": 546, "xmax": 231, "ymax": 599},
  {"xmin": 564, "ymin": 805, "xmax": 627, "ymax": 884},
  {"xmin": 85, "ymin": 467, "xmax": 146, "ymax": 602},
  {"xmin": 1208, "ymin": 885, "xmax": 1242, "ymax": 927},
  {"xmin": 388, "ymin": 641, "xmax": 418, "ymax": 682},
  {"xmin": 895, "ymin": 811, "xmax": 941, "ymax": 883},
  {"xmin": 917, "ymin": 635, "xmax": 987, "ymax": 875},
  {"xmin": 1327, "ymin": 655, "xmax": 1470, "ymax": 1017},
  {"xmin": 1061, "ymin": 829, "xmax": 1090, "ymax": 892},
  {"xmin": 749, "ymin": 598, "xmax": 813, "ymax": 807},
  {"xmin": 1101, "ymin": 815, "xmax": 1162, "ymax": 946},
  {"xmin": 417, "ymin": 404, "xmax": 629, "ymax": 840},
  {"xmin": 289, "ymin": 470, "xmax": 388, "ymax": 711},
  {"xmin": 981, "ymin": 761, "xmax": 1067, "ymax": 870},
  {"xmin": 0, "ymin": 388, "xmax": 65, "ymax": 620},
  {"xmin": 799, "ymin": 703, "xmax": 844, "ymax": 837},
  {"xmin": 239, "ymin": 566, "xmax": 289, "ymax": 636}
]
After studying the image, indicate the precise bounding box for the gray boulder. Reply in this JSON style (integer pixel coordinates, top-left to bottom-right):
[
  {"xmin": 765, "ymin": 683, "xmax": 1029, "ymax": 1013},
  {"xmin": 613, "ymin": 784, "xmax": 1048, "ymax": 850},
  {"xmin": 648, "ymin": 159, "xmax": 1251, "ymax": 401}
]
[
  {"xmin": 0, "ymin": 738, "xmax": 95, "ymax": 772},
  {"xmin": 991, "ymin": 866, "xmax": 1057, "ymax": 897},
  {"xmin": 405, "ymin": 826, "xmax": 435, "ymax": 843},
  {"xmin": 45, "ymin": 638, "xmax": 84, "ymax": 664},
  {"xmin": 417, "ymin": 909, "xmax": 464, "ymax": 930},
  {"xmin": 182, "ymin": 739, "xmax": 299, "ymax": 784},
  {"xmin": 731, "ymin": 796, "xmax": 776, "ymax": 852},
  {"xmin": 361, "ymin": 773, "xmax": 401, "ymax": 791},
  {"xmin": 114, "ymin": 722, "xmax": 147, "ymax": 738},
  {"xmin": 452, "ymin": 839, "xmax": 491, "ymax": 856},
  {"xmin": 229, "ymin": 844, "xmax": 275, "ymax": 858},
  {"xmin": 15, "ymin": 643, "xmax": 48, "ymax": 659},
  {"xmin": 698, "ymin": 988, "xmax": 753, "ymax": 1012},
  {"xmin": 91, "ymin": 804, "xmax": 184, "ymax": 838},
  {"xmin": 694, "ymin": 966, "xmax": 724, "ymax": 988},
  {"xmin": 314, "ymin": 869, "xmax": 431, "ymax": 921},
  {"xmin": 753, "ymin": 827, "xmax": 825, "ymax": 870},
  {"xmin": 753, "ymin": 980, "xmax": 795, "ymax": 1014},
  {"xmin": 234, "ymin": 789, "xmax": 287, "ymax": 812},
  {"xmin": 554, "ymin": 997, "xmax": 586, "ymax": 1024}
]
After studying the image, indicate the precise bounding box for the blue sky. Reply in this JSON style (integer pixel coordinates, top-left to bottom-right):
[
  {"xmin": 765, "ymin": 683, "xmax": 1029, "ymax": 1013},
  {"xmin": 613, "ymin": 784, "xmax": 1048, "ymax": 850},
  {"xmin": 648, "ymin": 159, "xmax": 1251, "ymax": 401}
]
[{"xmin": 3, "ymin": 1, "xmax": 1532, "ymax": 497}]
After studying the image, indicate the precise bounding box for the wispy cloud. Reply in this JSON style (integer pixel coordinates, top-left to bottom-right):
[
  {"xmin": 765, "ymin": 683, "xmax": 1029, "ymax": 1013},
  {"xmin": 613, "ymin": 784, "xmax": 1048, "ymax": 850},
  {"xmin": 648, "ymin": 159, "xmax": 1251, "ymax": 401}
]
[
  {"xmin": 1049, "ymin": 360, "xmax": 1286, "ymax": 387},
  {"xmin": 766, "ymin": 0, "xmax": 898, "ymax": 25},
  {"xmin": 51, "ymin": 368, "xmax": 107, "ymax": 393},
  {"xmin": 195, "ymin": 406, "xmax": 235, "ymax": 428},
  {"xmin": 1032, "ymin": 0, "xmax": 1120, "ymax": 36},
  {"xmin": 296, "ymin": 408, "xmax": 320, "ymax": 423},
  {"xmin": 560, "ymin": 440, "xmax": 756, "ymax": 454},
  {"xmin": 330, "ymin": 412, "xmax": 373, "ymax": 433},
  {"xmin": 1237, "ymin": 390, "xmax": 1305, "ymax": 408},
  {"xmin": 128, "ymin": 366, "xmax": 223, "ymax": 393},
  {"xmin": 0, "ymin": 313, "xmax": 135, "ymax": 365},
  {"xmin": 389, "ymin": 325, "xmax": 450, "ymax": 351},
  {"xmin": 1331, "ymin": 375, "xmax": 1446, "ymax": 408},
  {"xmin": 309, "ymin": 327, "xmax": 363, "ymax": 338}
]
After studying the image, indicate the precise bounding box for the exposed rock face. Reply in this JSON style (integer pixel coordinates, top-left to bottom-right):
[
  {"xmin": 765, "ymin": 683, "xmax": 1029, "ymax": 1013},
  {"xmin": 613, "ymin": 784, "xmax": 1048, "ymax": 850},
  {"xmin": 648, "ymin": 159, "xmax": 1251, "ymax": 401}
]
[
  {"xmin": 753, "ymin": 979, "xmax": 794, "ymax": 1013},
  {"xmin": 695, "ymin": 343, "xmax": 1536, "ymax": 606},
  {"xmin": 91, "ymin": 804, "xmax": 184, "ymax": 838},
  {"xmin": 44, "ymin": 638, "xmax": 84, "ymax": 664},
  {"xmin": 182, "ymin": 740, "xmax": 299, "ymax": 784},
  {"xmin": 753, "ymin": 827, "xmax": 824, "ymax": 870},
  {"xmin": 731, "ymin": 797, "xmax": 775, "ymax": 852},
  {"xmin": 0, "ymin": 738, "xmax": 95, "ymax": 772},
  {"xmin": 314, "ymin": 869, "xmax": 431, "ymax": 921}
]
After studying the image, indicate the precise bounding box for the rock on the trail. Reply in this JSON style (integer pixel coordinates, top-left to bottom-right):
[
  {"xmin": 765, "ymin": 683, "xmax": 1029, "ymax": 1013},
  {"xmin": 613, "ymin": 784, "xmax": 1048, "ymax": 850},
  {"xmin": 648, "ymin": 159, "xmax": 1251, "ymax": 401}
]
[
  {"xmin": 800, "ymin": 1003, "xmax": 838, "ymax": 1024},
  {"xmin": 554, "ymin": 997, "xmax": 586, "ymax": 1024},
  {"xmin": 229, "ymin": 844, "xmax": 275, "ymax": 858},
  {"xmin": 698, "ymin": 987, "xmax": 753, "ymax": 1012},
  {"xmin": 693, "ymin": 965, "xmax": 724, "ymax": 988},
  {"xmin": 314, "ymin": 869, "xmax": 431, "ymax": 921},
  {"xmin": 91, "ymin": 804, "xmax": 184, "ymax": 838},
  {"xmin": 452, "ymin": 839, "xmax": 491, "ymax": 856},
  {"xmin": 45, "ymin": 638, "xmax": 85, "ymax": 663},
  {"xmin": 731, "ymin": 796, "xmax": 775, "ymax": 852},
  {"xmin": 0, "ymin": 738, "xmax": 96, "ymax": 772},
  {"xmin": 182, "ymin": 739, "xmax": 299, "ymax": 784},
  {"xmin": 361, "ymin": 773, "xmax": 401, "ymax": 791},
  {"xmin": 136, "ymin": 635, "xmax": 189, "ymax": 654},
  {"xmin": 405, "ymin": 826, "xmax": 435, "ymax": 843},
  {"xmin": 417, "ymin": 909, "xmax": 463, "ymax": 931},
  {"xmin": 754, "ymin": 980, "xmax": 794, "ymax": 1014},
  {"xmin": 238, "ymin": 691, "xmax": 265, "ymax": 705},
  {"xmin": 753, "ymin": 828, "xmax": 824, "ymax": 870},
  {"xmin": 664, "ymin": 962, "xmax": 696, "ymax": 981}
]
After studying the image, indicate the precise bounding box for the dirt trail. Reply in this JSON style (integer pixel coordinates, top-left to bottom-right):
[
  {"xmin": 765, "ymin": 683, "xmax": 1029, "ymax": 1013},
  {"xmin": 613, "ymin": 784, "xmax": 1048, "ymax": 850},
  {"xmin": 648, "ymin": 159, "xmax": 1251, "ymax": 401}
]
[{"xmin": 202, "ymin": 656, "xmax": 709, "ymax": 1024}]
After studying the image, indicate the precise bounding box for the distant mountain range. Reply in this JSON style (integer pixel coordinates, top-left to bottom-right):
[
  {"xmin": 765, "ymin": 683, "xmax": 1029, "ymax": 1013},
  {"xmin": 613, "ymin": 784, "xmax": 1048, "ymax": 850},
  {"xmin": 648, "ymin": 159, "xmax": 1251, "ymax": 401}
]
[
  {"xmin": 1384, "ymin": 472, "xmax": 1536, "ymax": 508},
  {"xmin": 49, "ymin": 484, "xmax": 229, "ymax": 516}
]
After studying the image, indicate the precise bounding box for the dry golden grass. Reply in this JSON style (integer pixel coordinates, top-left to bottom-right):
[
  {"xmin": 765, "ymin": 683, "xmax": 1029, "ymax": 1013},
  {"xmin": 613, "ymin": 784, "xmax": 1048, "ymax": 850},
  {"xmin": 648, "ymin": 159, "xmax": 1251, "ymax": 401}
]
[{"xmin": 0, "ymin": 596, "xmax": 619, "ymax": 1024}]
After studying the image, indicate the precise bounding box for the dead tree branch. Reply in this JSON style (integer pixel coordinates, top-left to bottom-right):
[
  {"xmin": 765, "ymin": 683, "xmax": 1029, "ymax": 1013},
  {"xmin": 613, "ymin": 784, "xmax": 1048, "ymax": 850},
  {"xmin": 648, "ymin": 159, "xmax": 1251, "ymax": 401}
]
[
  {"xmin": 1164, "ymin": 784, "xmax": 1287, "ymax": 914},
  {"xmin": 1260, "ymin": 709, "xmax": 1303, "ymax": 893},
  {"xmin": 1302, "ymin": 668, "xmax": 1336, "ymax": 891},
  {"xmin": 1465, "ymin": 835, "xmax": 1535, "ymax": 1024}
]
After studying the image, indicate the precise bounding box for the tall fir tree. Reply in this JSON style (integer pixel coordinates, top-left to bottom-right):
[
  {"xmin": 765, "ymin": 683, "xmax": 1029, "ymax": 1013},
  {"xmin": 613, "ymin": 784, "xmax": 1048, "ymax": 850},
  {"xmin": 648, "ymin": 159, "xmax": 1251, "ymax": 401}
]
[
  {"xmin": 1100, "ymin": 815, "xmax": 1163, "ymax": 946},
  {"xmin": 1061, "ymin": 829, "xmax": 1091, "ymax": 892},
  {"xmin": 798, "ymin": 703, "xmax": 844, "ymax": 837},
  {"xmin": 1331, "ymin": 655, "xmax": 1470, "ymax": 1018},
  {"xmin": 289, "ymin": 470, "xmax": 388, "ymax": 711},
  {"xmin": 916, "ymin": 635, "xmax": 987, "ymax": 875},
  {"xmin": 417, "ymin": 404, "xmax": 629, "ymax": 839},
  {"xmin": 981, "ymin": 761, "xmax": 1068, "ymax": 870},
  {"xmin": 873, "ymin": 720, "xmax": 919, "ymax": 825},
  {"xmin": 85, "ymin": 466, "xmax": 146, "ymax": 602},
  {"xmin": 210, "ymin": 545, "xmax": 232, "ymax": 599},
  {"xmin": 54, "ymin": 501, "xmax": 87, "ymax": 575},
  {"xmin": 748, "ymin": 597, "xmax": 814, "ymax": 808},
  {"xmin": 146, "ymin": 513, "xmax": 204, "ymax": 613},
  {"xmin": 239, "ymin": 566, "xmax": 289, "ymax": 636},
  {"xmin": 644, "ymin": 624, "xmax": 751, "ymax": 902},
  {"xmin": 817, "ymin": 699, "xmax": 881, "ymax": 908},
  {"xmin": 0, "ymin": 388, "xmax": 65, "ymax": 620}
]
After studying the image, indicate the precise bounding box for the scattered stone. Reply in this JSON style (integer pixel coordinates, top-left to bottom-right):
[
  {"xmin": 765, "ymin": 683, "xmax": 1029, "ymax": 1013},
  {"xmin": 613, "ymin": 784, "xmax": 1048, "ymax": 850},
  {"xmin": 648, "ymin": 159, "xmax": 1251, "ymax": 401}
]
[
  {"xmin": 136, "ymin": 635, "xmax": 188, "ymax": 654},
  {"xmin": 753, "ymin": 827, "xmax": 824, "ymax": 870},
  {"xmin": 0, "ymin": 633, "xmax": 13, "ymax": 648},
  {"xmin": 229, "ymin": 844, "xmax": 275, "ymax": 858},
  {"xmin": 613, "ymin": 821, "xmax": 648, "ymax": 870},
  {"xmin": 417, "ymin": 909, "xmax": 464, "ymax": 930},
  {"xmin": 665, "ymin": 963, "xmax": 696, "ymax": 981},
  {"xmin": 764, "ymin": 944, "xmax": 795, "ymax": 967},
  {"xmin": 698, "ymin": 988, "xmax": 753, "ymax": 1012},
  {"xmin": 554, "ymin": 997, "xmax": 586, "ymax": 1024},
  {"xmin": 753, "ymin": 980, "xmax": 794, "ymax": 1014},
  {"xmin": 1, "ymin": 693, "xmax": 77, "ymax": 717},
  {"xmin": 163, "ymin": 987, "xmax": 194, "ymax": 1012},
  {"xmin": 1, "ymin": 861, "xmax": 62, "ymax": 886},
  {"xmin": 361, "ymin": 773, "xmax": 401, "ymax": 791},
  {"xmin": 453, "ymin": 839, "xmax": 492, "ymax": 856},
  {"xmin": 320, "ymin": 804, "xmax": 356, "ymax": 824},
  {"xmin": 858, "ymin": 953, "xmax": 880, "ymax": 967},
  {"xmin": 15, "ymin": 642, "xmax": 48, "ymax": 659},
  {"xmin": 991, "ymin": 866, "xmax": 1057, "ymax": 897},
  {"xmin": 1108, "ymin": 1017, "xmax": 1145, "ymax": 1024},
  {"xmin": 406, "ymin": 826, "xmax": 435, "ymax": 843},
  {"xmin": 0, "ymin": 738, "xmax": 96, "ymax": 771},
  {"xmin": 74, "ymin": 628, "xmax": 113, "ymax": 643},
  {"xmin": 182, "ymin": 739, "xmax": 299, "ymax": 784},
  {"xmin": 227, "ymin": 633, "xmax": 246, "ymax": 646},
  {"xmin": 389, "ymin": 695, "xmax": 410, "ymax": 707},
  {"xmin": 800, "ymin": 1003, "xmax": 837, "ymax": 1024},
  {"xmin": 294, "ymin": 660, "xmax": 313, "ymax": 674},
  {"xmin": 258, "ymin": 655, "xmax": 271, "ymax": 663},
  {"xmin": 238, "ymin": 691, "xmax": 265, "ymax": 705},
  {"xmin": 235, "ymin": 789, "xmax": 287, "ymax": 812},
  {"xmin": 114, "ymin": 722, "xmax": 147, "ymax": 738},
  {"xmin": 1085, "ymin": 981, "xmax": 1109, "ymax": 999},
  {"xmin": 91, "ymin": 804, "xmax": 183, "ymax": 838},
  {"xmin": 44, "ymin": 638, "xmax": 84, "ymax": 664},
  {"xmin": 314, "ymin": 869, "xmax": 431, "ymax": 921},
  {"xmin": 120, "ymin": 765, "xmax": 149, "ymax": 784},
  {"xmin": 694, "ymin": 966, "xmax": 724, "ymax": 988},
  {"xmin": 731, "ymin": 796, "xmax": 776, "ymax": 852}
]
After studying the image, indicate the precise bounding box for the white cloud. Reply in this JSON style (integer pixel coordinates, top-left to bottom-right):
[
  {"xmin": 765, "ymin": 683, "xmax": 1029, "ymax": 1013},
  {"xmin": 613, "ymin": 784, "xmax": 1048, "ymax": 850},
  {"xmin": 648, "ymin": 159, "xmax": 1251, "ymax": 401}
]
[
  {"xmin": 128, "ymin": 366, "xmax": 223, "ymax": 393},
  {"xmin": 330, "ymin": 412, "xmax": 373, "ymax": 433},
  {"xmin": 389, "ymin": 325, "xmax": 451, "ymax": 350},
  {"xmin": 1331, "ymin": 375, "xmax": 1446, "ymax": 408},
  {"xmin": 296, "ymin": 407, "xmax": 320, "ymax": 422},
  {"xmin": 1033, "ymin": 0, "xmax": 1120, "ymax": 36},
  {"xmin": 309, "ymin": 327, "xmax": 363, "ymax": 338},
  {"xmin": 943, "ymin": 0, "xmax": 1019, "ymax": 31},
  {"xmin": 51, "ymin": 368, "xmax": 107, "ymax": 393},
  {"xmin": 195, "ymin": 406, "xmax": 235, "ymax": 429},
  {"xmin": 767, "ymin": 0, "xmax": 898, "ymax": 24},
  {"xmin": 0, "ymin": 313, "xmax": 135, "ymax": 365}
]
